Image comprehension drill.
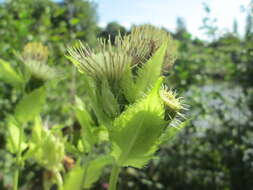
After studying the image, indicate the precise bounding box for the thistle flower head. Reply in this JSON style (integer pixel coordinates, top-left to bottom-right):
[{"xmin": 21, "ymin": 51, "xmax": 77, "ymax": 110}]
[
  {"xmin": 116, "ymin": 24, "xmax": 178, "ymax": 72},
  {"xmin": 21, "ymin": 42, "xmax": 56, "ymax": 81},
  {"xmin": 160, "ymin": 86, "xmax": 186, "ymax": 120},
  {"xmin": 22, "ymin": 42, "xmax": 49, "ymax": 63},
  {"xmin": 67, "ymin": 40, "xmax": 132, "ymax": 86}
]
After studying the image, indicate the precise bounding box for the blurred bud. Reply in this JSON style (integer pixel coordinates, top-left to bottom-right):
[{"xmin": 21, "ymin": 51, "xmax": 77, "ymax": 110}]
[
  {"xmin": 22, "ymin": 42, "xmax": 48, "ymax": 63},
  {"xmin": 34, "ymin": 128, "xmax": 64, "ymax": 171},
  {"xmin": 21, "ymin": 42, "xmax": 57, "ymax": 82}
]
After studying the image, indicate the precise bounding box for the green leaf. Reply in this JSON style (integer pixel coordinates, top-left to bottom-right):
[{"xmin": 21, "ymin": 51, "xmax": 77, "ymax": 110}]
[
  {"xmin": 83, "ymin": 156, "xmax": 113, "ymax": 188},
  {"xmin": 75, "ymin": 104, "xmax": 96, "ymax": 153},
  {"xmin": 79, "ymin": 74, "xmax": 111, "ymax": 126},
  {"xmin": 32, "ymin": 116, "xmax": 43, "ymax": 142},
  {"xmin": 160, "ymin": 119, "xmax": 190, "ymax": 145},
  {"xmin": 120, "ymin": 64, "xmax": 137, "ymax": 103},
  {"xmin": 65, "ymin": 142, "xmax": 81, "ymax": 155},
  {"xmin": 24, "ymin": 117, "xmax": 44, "ymax": 160},
  {"xmin": 62, "ymin": 165, "xmax": 84, "ymax": 190},
  {"xmin": 0, "ymin": 58, "xmax": 24, "ymax": 87},
  {"xmin": 75, "ymin": 96, "xmax": 110, "ymax": 151},
  {"xmin": 62, "ymin": 156, "xmax": 112, "ymax": 190},
  {"xmin": 6, "ymin": 117, "xmax": 27, "ymax": 154},
  {"xmin": 110, "ymin": 78, "xmax": 165, "ymax": 168},
  {"xmin": 15, "ymin": 87, "xmax": 46, "ymax": 124},
  {"xmin": 31, "ymin": 126, "xmax": 65, "ymax": 170},
  {"xmin": 100, "ymin": 80, "xmax": 120, "ymax": 118},
  {"xmin": 135, "ymin": 41, "xmax": 168, "ymax": 98},
  {"xmin": 68, "ymin": 55, "xmax": 112, "ymax": 125},
  {"xmin": 93, "ymin": 125, "xmax": 109, "ymax": 143},
  {"xmin": 70, "ymin": 18, "xmax": 80, "ymax": 25},
  {"xmin": 120, "ymin": 42, "xmax": 168, "ymax": 103}
]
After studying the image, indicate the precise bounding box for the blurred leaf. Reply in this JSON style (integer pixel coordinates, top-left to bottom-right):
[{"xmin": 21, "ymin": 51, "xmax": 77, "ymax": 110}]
[
  {"xmin": 160, "ymin": 119, "xmax": 190, "ymax": 145},
  {"xmin": 121, "ymin": 65, "xmax": 137, "ymax": 103},
  {"xmin": 70, "ymin": 18, "xmax": 80, "ymax": 25},
  {"xmin": 15, "ymin": 87, "xmax": 46, "ymax": 124},
  {"xmin": 6, "ymin": 117, "xmax": 27, "ymax": 154},
  {"xmin": 75, "ymin": 97, "xmax": 96, "ymax": 152},
  {"xmin": 93, "ymin": 125, "xmax": 109, "ymax": 143},
  {"xmin": 62, "ymin": 165, "xmax": 84, "ymax": 190},
  {"xmin": 83, "ymin": 155, "xmax": 113, "ymax": 188},
  {"xmin": 62, "ymin": 155, "xmax": 112, "ymax": 190},
  {"xmin": 100, "ymin": 80, "xmax": 120, "ymax": 118},
  {"xmin": 0, "ymin": 58, "xmax": 24, "ymax": 87}
]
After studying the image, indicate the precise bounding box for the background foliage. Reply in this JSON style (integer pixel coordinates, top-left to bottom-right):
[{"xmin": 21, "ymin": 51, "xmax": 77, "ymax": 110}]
[{"xmin": 0, "ymin": 0, "xmax": 253, "ymax": 189}]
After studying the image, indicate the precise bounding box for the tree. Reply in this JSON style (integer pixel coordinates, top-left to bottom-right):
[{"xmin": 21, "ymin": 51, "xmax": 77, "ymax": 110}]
[
  {"xmin": 233, "ymin": 18, "xmax": 238, "ymax": 35},
  {"xmin": 200, "ymin": 2, "xmax": 218, "ymax": 41},
  {"xmin": 98, "ymin": 22, "xmax": 128, "ymax": 44},
  {"xmin": 174, "ymin": 17, "xmax": 189, "ymax": 40},
  {"xmin": 245, "ymin": 14, "xmax": 253, "ymax": 39}
]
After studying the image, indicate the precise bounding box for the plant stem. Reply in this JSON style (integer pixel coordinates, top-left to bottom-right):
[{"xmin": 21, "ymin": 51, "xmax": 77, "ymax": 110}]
[
  {"xmin": 108, "ymin": 164, "xmax": 121, "ymax": 190},
  {"xmin": 80, "ymin": 150, "xmax": 92, "ymax": 190},
  {"xmin": 13, "ymin": 125, "xmax": 23, "ymax": 190},
  {"xmin": 13, "ymin": 168, "xmax": 19, "ymax": 190}
]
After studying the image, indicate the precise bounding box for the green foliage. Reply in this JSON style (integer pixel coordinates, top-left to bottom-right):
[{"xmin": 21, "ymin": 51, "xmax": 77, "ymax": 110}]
[
  {"xmin": 100, "ymin": 80, "xmax": 120, "ymax": 118},
  {"xmin": 0, "ymin": 59, "xmax": 24, "ymax": 88},
  {"xmin": 110, "ymin": 79, "xmax": 165, "ymax": 168},
  {"xmin": 14, "ymin": 87, "xmax": 46, "ymax": 124},
  {"xmin": 68, "ymin": 25, "xmax": 181, "ymax": 189},
  {"xmin": 6, "ymin": 117, "xmax": 27, "ymax": 154},
  {"xmin": 83, "ymin": 156, "xmax": 113, "ymax": 188},
  {"xmin": 120, "ymin": 41, "xmax": 168, "ymax": 102},
  {"xmin": 76, "ymin": 73, "xmax": 112, "ymax": 125},
  {"xmin": 28, "ymin": 117, "xmax": 65, "ymax": 172},
  {"xmin": 0, "ymin": 0, "xmax": 99, "ymax": 127},
  {"xmin": 62, "ymin": 165, "xmax": 84, "ymax": 190},
  {"xmin": 75, "ymin": 97, "xmax": 97, "ymax": 152},
  {"xmin": 140, "ymin": 84, "xmax": 253, "ymax": 190},
  {"xmin": 159, "ymin": 119, "xmax": 189, "ymax": 145},
  {"xmin": 1, "ymin": 0, "xmax": 253, "ymax": 189},
  {"xmin": 63, "ymin": 156, "xmax": 112, "ymax": 190},
  {"xmin": 132, "ymin": 42, "xmax": 168, "ymax": 100}
]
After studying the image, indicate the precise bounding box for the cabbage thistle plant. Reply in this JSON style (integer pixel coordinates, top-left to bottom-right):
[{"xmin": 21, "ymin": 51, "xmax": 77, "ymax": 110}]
[
  {"xmin": 66, "ymin": 25, "xmax": 187, "ymax": 190},
  {"xmin": 0, "ymin": 26, "xmax": 187, "ymax": 190}
]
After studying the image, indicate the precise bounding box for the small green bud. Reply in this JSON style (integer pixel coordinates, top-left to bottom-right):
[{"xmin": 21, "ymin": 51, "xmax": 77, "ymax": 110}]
[
  {"xmin": 22, "ymin": 42, "xmax": 49, "ymax": 63},
  {"xmin": 21, "ymin": 42, "xmax": 56, "ymax": 82},
  {"xmin": 34, "ymin": 129, "xmax": 64, "ymax": 171},
  {"xmin": 160, "ymin": 87, "xmax": 185, "ymax": 120}
]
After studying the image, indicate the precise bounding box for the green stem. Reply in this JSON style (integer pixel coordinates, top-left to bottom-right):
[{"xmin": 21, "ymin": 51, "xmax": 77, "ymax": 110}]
[
  {"xmin": 13, "ymin": 124, "xmax": 23, "ymax": 190},
  {"xmin": 13, "ymin": 168, "xmax": 19, "ymax": 190},
  {"xmin": 80, "ymin": 150, "xmax": 92, "ymax": 190},
  {"xmin": 108, "ymin": 165, "xmax": 121, "ymax": 190}
]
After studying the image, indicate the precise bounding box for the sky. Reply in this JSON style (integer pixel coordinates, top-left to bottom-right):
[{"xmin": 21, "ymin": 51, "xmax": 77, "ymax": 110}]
[{"xmin": 94, "ymin": 0, "xmax": 252, "ymax": 39}]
